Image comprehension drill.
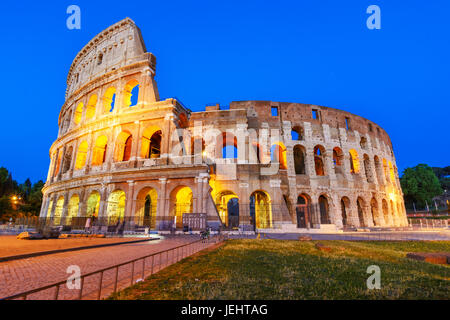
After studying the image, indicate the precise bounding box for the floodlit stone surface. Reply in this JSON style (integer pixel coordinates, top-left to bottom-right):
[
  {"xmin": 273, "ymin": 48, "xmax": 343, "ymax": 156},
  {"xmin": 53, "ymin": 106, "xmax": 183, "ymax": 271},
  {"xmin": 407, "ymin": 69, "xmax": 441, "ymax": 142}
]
[{"xmin": 40, "ymin": 18, "xmax": 408, "ymax": 233}]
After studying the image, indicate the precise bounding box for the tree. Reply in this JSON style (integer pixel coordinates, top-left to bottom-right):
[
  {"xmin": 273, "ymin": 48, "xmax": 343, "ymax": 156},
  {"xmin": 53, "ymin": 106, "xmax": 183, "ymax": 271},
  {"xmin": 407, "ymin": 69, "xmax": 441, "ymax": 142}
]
[{"xmin": 400, "ymin": 164, "xmax": 443, "ymax": 209}]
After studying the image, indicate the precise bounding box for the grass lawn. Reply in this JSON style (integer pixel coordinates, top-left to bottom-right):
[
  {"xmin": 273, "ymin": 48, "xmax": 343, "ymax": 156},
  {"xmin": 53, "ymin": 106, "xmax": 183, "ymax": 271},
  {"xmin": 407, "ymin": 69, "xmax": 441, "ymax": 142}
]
[{"xmin": 108, "ymin": 240, "xmax": 449, "ymax": 300}]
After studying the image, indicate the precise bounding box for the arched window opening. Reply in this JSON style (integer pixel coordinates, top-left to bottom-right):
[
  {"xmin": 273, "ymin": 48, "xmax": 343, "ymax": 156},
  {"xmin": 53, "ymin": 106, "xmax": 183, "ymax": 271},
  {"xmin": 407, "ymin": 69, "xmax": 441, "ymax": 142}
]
[
  {"xmin": 221, "ymin": 133, "xmax": 238, "ymax": 159},
  {"xmin": 86, "ymin": 191, "xmax": 100, "ymax": 217},
  {"xmin": 92, "ymin": 135, "xmax": 107, "ymax": 166},
  {"xmin": 114, "ymin": 131, "xmax": 133, "ymax": 162},
  {"xmin": 74, "ymin": 102, "xmax": 83, "ymax": 125},
  {"xmin": 388, "ymin": 161, "xmax": 395, "ymax": 184},
  {"xmin": 382, "ymin": 199, "xmax": 389, "ymax": 225},
  {"xmin": 296, "ymin": 194, "xmax": 309, "ymax": 228},
  {"xmin": 271, "ymin": 143, "xmax": 287, "ymax": 169},
  {"xmin": 136, "ymin": 187, "xmax": 158, "ymax": 228},
  {"xmin": 333, "ymin": 147, "xmax": 344, "ymax": 174},
  {"xmin": 291, "ymin": 126, "xmax": 304, "ymax": 141},
  {"xmin": 349, "ymin": 149, "xmax": 360, "ymax": 174},
  {"xmin": 85, "ymin": 95, "xmax": 97, "ymax": 120},
  {"xmin": 319, "ymin": 195, "xmax": 330, "ymax": 224},
  {"xmin": 123, "ymin": 79, "xmax": 139, "ymax": 107},
  {"xmin": 103, "ymin": 87, "xmax": 116, "ymax": 113},
  {"xmin": 75, "ymin": 141, "xmax": 88, "ymax": 170},
  {"xmin": 141, "ymin": 126, "xmax": 162, "ymax": 159},
  {"xmin": 371, "ymin": 198, "xmax": 378, "ymax": 226},
  {"xmin": 53, "ymin": 150, "xmax": 62, "ymax": 177},
  {"xmin": 294, "ymin": 145, "xmax": 306, "ymax": 174},
  {"xmin": 67, "ymin": 195, "xmax": 79, "ymax": 225},
  {"xmin": 363, "ymin": 154, "xmax": 373, "ymax": 183},
  {"xmin": 215, "ymin": 191, "xmax": 239, "ymax": 228},
  {"xmin": 341, "ymin": 197, "xmax": 350, "ymax": 227},
  {"xmin": 53, "ymin": 196, "xmax": 65, "ymax": 225},
  {"xmin": 360, "ymin": 137, "xmax": 368, "ymax": 149},
  {"xmin": 357, "ymin": 197, "xmax": 366, "ymax": 227},
  {"xmin": 374, "ymin": 156, "xmax": 383, "ymax": 184},
  {"xmin": 382, "ymin": 158, "xmax": 389, "ymax": 182},
  {"xmin": 106, "ymin": 190, "xmax": 126, "ymax": 225},
  {"xmin": 191, "ymin": 137, "xmax": 206, "ymax": 158},
  {"xmin": 62, "ymin": 146, "xmax": 73, "ymax": 174},
  {"xmin": 170, "ymin": 186, "xmax": 193, "ymax": 229},
  {"xmin": 314, "ymin": 145, "xmax": 325, "ymax": 176},
  {"xmin": 250, "ymin": 191, "xmax": 272, "ymax": 229},
  {"xmin": 97, "ymin": 53, "xmax": 103, "ymax": 65}
]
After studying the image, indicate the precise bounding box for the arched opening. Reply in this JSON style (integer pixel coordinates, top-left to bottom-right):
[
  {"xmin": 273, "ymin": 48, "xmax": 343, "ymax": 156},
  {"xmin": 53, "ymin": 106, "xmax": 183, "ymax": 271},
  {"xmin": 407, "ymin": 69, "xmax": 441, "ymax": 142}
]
[
  {"xmin": 74, "ymin": 102, "xmax": 83, "ymax": 125},
  {"xmin": 114, "ymin": 131, "xmax": 133, "ymax": 162},
  {"xmin": 191, "ymin": 137, "xmax": 206, "ymax": 158},
  {"xmin": 293, "ymin": 145, "xmax": 306, "ymax": 174},
  {"xmin": 382, "ymin": 199, "xmax": 389, "ymax": 225},
  {"xmin": 53, "ymin": 150, "xmax": 62, "ymax": 177},
  {"xmin": 75, "ymin": 141, "xmax": 88, "ymax": 170},
  {"xmin": 54, "ymin": 196, "xmax": 64, "ymax": 225},
  {"xmin": 220, "ymin": 133, "xmax": 238, "ymax": 159},
  {"xmin": 106, "ymin": 190, "xmax": 126, "ymax": 225},
  {"xmin": 86, "ymin": 191, "xmax": 100, "ymax": 217},
  {"xmin": 383, "ymin": 159, "xmax": 389, "ymax": 182},
  {"xmin": 370, "ymin": 197, "xmax": 378, "ymax": 226},
  {"xmin": 271, "ymin": 142, "xmax": 287, "ymax": 169},
  {"xmin": 389, "ymin": 161, "xmax": 395, "ymax": 184},
  {"xmin": 135, "ymin": 187, "xmax": 158, "ymax": 228},
  {"xmin": 67, "ymin": 194, "xmax": 79, "ymax": 225},
  {"xmin": 363, "ymin": 154, "xmax": 373, "ymax": 183},
  {"xmin": 103, "ymin": 87, "xmax": 116, "ymax": 113},
  {"xmin": 341, "ymin": 197, "xmax": 350, "ymax": 227},
  {"xmin": 250, "ymin": 191, "xmax": 272, "ymax": 229},
  {"xmin": 357, "ymin": 197, "xmax": 366, "ymax": 227},
  {"xmin": 46, "ymin": 199, "xmax": 53, "ymax": 219},
  {"xmin": 314, "ymin": 145, "xmax": 326, "ymax": 176},
  {"xmin": 291, "ymin": 126, "xmax": 304, "ymax": 141},
  {"xmin": 123, "ymin": 79, "xmax": 139, "ymax": 107},
  {"xmin": 141, "ymin": 126, "xmax": 162, "ymax": 159},
  {"xmin": 374, "ymin": 156, "xmax": 383, "ymax": 184},
  {"xmin": 85, "ymin": 94, "xmax": 97, "ymax": 120},
  {"xmin": 349, "ymin": 149, "xmax": 360, "ymax": 174},
  {"xmin": 170, "ymin": 186, "xmax": 193, "ymax": 229},
  {"xmin": 296, "ymin": 194, "xmax": 310, "ymax": 228},
  {"xmin": 215, "ymin": 191, "xmax": 239, "ymax": 228},
  {"xmin": 97, "ymin": 53, "xmax": 103, "ymax": 65},
  {"xmin": 319, "ymin": 195, "xmax": 330, "ymax": 224},
  {"xmin": 62, "ymin": 146, "xmax": 73, "ymax": 174},
  {"xmin": 360, "ymin": 137, "xmax": 368, "ymax": 149},
  {"xmin": 92, "ymin": 135, "xmax": 108, "ymax": 166},
  {"xmin": 333, "ymin": 147, "xmax": 344, "ymax": 175}
]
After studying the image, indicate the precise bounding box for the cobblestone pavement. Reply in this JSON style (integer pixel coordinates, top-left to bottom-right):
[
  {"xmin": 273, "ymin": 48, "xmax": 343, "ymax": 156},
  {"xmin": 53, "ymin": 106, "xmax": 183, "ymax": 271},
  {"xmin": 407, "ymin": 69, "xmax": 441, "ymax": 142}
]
[{"xmin": 0, "ymin": 235, "xmax": 216, "ymax": 300}]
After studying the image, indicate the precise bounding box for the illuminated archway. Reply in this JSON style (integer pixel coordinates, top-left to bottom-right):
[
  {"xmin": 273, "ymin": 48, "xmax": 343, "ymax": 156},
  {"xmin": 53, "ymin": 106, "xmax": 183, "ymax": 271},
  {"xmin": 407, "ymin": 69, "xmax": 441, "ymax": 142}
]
[
  {"xmin": 141, "ymin": 126, "xmax": 162, "ymax": 158},
  {"xmin": 86, "ymin": 191, "xmax": 100, "ymax": 217},
  {"xmin": 215, "ymin": 190, "xmax": 239, "ymax": 227},
  {"xmin": 75, "ymin": 141, "xmax": 88, "ymax": 170},
  {"xmin": 85, "ymin": 94, "xmax": 97, "ymax": 120},
  {"xmin": 74, "ymin": 102, "xmax": 83, "ymax": 125},
  {"xmin": 106, "ymin": 190, "xmax": 126, "ymax": 225},
  {"xmin": 250, "ymin": 191, "xmax": 272, "ymax": 229},
  {"xmin": 349, "ymin": 149, "xmax": 360, "ymax": 174},
  {"xmin": 271, "ymin": 142, "xmax": 287, "ymax": 170},
  {"xmin": 123, "ymin": 79, "xmax": 139, "ymax": 107},
  {"xmin": 54, "ymin": 196, "xmax": 64, "ymax": 225},
  {"xmin": 67, "ymin": 194, "xmax": 79, "ymax": 224},
  {"xmin": 170, "ymin": 186, "xmax": 193, "ymax": 228},
  {"xmin": 92, "ymin": 135, "xmax": 108, "ymax": 166},
  {"xmin": 103, "ymin": 87, "xmax": 116, "ymax": 113},
  {"xmin": 135, "ymin": 187, "xmax": 158, "ymax": 228},
  {"xmin": 114, "ymin": 131, "xmax": 133, "ymax": 162}
]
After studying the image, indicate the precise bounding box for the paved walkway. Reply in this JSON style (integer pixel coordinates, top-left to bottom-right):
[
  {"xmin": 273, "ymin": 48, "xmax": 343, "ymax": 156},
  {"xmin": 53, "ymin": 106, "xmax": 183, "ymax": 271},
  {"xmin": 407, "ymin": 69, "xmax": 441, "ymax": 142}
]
[
  {"xmin": 0, "ymin": 235, "xmax": 151, "ymax": 260},
  {"xmin": 0, "ymin": 235, "xmax": 215, "ymax": 300}
]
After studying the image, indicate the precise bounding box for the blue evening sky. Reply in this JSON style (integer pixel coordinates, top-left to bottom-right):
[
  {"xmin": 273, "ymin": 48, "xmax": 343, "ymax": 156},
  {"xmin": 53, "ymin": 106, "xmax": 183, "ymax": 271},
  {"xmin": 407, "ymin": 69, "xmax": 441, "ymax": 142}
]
[{"xmin": 0, "ymin": 0, "xmax": 448, "ymax": 183}]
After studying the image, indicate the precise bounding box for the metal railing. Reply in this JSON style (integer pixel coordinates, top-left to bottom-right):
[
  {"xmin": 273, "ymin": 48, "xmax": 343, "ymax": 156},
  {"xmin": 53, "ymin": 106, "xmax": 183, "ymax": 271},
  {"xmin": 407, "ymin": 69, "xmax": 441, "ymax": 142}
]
[{"xmin": 2, "ymin": 235, "xmax": 224, "ymax": 300}]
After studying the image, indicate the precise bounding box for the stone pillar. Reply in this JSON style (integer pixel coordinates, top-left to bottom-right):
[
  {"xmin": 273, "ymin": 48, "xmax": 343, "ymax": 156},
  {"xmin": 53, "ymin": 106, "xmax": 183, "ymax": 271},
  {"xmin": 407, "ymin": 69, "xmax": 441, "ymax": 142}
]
[
  {"xmin": 125, "ymin": 181, "xmax": 135, "ymax": 218},
  {"xmin": 157, "ymin": 178, "xmax": 168, "ymax": 229}
]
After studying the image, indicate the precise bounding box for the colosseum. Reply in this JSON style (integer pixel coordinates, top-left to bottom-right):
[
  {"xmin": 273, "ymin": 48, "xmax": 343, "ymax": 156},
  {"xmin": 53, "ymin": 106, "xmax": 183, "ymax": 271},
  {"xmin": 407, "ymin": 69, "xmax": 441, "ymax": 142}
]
[{"xmin": 39, "ymin": 18, "xmax": 408, "ymax": 233}]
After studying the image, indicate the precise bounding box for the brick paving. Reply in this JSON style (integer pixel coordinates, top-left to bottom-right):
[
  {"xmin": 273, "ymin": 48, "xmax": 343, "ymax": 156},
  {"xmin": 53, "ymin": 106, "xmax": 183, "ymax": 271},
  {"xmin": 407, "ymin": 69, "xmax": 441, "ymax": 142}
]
[
  {"xmin": 0, "ymin": 235, "xmax": 218, "ymax": 300},
  {"xmin": 0, "ymin": 235, "xmax": 148, "ymax": 259}
]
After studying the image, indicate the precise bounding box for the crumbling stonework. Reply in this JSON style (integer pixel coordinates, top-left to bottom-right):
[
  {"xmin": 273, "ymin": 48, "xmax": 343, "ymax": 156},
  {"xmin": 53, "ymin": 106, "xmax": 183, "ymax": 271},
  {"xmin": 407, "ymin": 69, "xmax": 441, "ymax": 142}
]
[{"xmin": 40, "ymin": 18, "xmax": 408, "ymax": 232}]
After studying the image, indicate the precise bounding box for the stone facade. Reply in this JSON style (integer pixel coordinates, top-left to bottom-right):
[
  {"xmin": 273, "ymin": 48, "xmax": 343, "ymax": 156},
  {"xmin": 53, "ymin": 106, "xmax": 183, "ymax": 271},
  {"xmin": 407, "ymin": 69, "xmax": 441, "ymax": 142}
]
[{"xmin": 39, "ymin": 18, "xmax": 408, "ymax": 232}]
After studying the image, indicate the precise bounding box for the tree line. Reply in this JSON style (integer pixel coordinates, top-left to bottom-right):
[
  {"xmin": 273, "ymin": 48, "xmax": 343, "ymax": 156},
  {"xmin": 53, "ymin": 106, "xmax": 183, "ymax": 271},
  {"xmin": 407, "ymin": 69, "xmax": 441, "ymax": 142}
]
[
  {"xmin": 400, "ymin": 164, "xmax": 449, "ymax": 210},
  {"xmin": 0, "ymin": 167, "xmax": 44, "ymax": 222}
]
